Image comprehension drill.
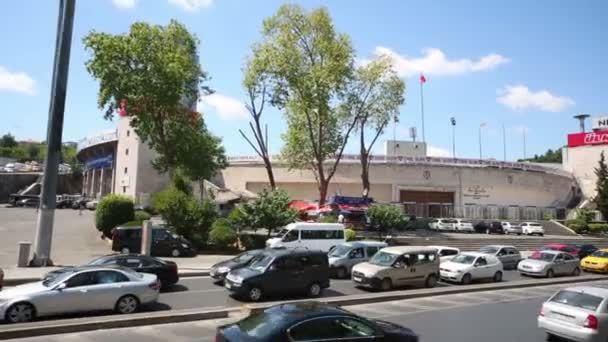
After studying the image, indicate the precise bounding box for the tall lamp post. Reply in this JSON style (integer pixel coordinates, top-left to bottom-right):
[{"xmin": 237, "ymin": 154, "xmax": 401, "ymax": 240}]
[
  {"xmin": 479, "ymin": 122, "xmax": 486, "ymax": 160},
  {"xmin": 450, "ymin": 117, "xmax": 456, "ymax": 158}
]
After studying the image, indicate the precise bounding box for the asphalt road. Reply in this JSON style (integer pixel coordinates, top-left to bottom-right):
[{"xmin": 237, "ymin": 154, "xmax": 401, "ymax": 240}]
[{"xmin": 18, "ymin": 279, "xmax": 608, "ymax": 342}]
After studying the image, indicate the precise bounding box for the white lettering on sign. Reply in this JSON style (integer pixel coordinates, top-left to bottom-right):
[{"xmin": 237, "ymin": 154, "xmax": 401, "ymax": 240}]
[
  {"xmin": 584, "ymin": 132, "xmax": 608, "ymax": 145},
  {"xmin": 592, "ymin": 116, "xmax": 608, "ymax": 131}
]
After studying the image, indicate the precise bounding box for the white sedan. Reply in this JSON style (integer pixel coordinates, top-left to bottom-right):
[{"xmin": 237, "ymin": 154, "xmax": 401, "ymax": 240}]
[
  {"xmin": 440, "ymin": 252, "xmax": 504, "ymax": 285},
  {"xmin": 0, "ymin": 266, "xmax": 160, "ymax": 323}
]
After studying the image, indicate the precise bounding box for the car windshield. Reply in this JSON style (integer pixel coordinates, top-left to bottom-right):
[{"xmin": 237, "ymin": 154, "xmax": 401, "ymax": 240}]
[
  {"xmin": 479, "ymin": 246, "xmax": 498, "ymax": 254},
  {"xmin": 369, "ymin": 251, "xmax": 399, "ymax": 266},
  {"xmin": 87, "ymin": 256, "xmax": 112, "ymax": 265},
  {"xmin": 234, "ymin": 251, "xmax": 257, "ymax": 263},
  {"xmin": 591, "ymin": 251, "xmax": 608, "ymax": 258},
  {"xmin": 451, "ymin": 254, "xmax": 477, "ymax": 264},
  {"xmin": 276, "ymin": 228, "xmax": 289, "ymax": 237},
  {"xmin": 248, "ymin": 255, "xmax": 273, "ymax": 272},
  {"xmin": 236, "ymin": 309, "xmax": 285, "ymax": 339},
  {"xmin": 329, "ymin": 245, "xmax": 352, "ymax": 257},
  {"xmin": 541, "ymin": 246, "xmax": 559, "ymax": 251},
  {"xmin": 530, "ymin": 252, "xmax": 555, "ymax": 262},
  {"xmin": 42, "ymin": 269, "xmax": 77, "ymax": 287},
  {"xmin": 550, "ymin": 290, "xmax": 604, "ymax": 311}
]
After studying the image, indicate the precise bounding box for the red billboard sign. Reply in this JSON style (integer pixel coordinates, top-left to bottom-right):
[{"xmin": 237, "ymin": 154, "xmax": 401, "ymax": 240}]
[{"xmin": 568, "ymin": 131, "xmax": 608, "ymax": 147}]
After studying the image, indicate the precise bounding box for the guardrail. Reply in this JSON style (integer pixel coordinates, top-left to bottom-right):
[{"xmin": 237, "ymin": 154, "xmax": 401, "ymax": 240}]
[
  {"xmin": 77, "ymin": 130, "xmax": 118, "ymax": 152},
  {"xmin": 226, "ymin": 154, "xmax": 573, "ymax": 177}
]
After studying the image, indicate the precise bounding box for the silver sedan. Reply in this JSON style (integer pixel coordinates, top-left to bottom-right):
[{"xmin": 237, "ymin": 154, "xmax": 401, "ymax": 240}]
[
  {"xmin": 518, "ymin": 250, "xmax": 580, "ymax": 278},
  {"xmin": 0, "ymin": 266, "xmax": 160, "ymax": 323}
]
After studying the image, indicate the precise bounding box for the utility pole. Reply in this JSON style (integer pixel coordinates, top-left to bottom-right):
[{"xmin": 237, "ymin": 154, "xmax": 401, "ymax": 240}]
[
  {"xmin": 479, "ymin": 122, "xmax": 486, "ymax": 160},
  {"xmin": 420, "ymin": 74, "xmax": 426, "ymax": 143},
  {"xmin": 30, "ymin": 0, "xmax": 76, "ymax": 266},
  {"xmin": 523, "ymin": 129, "xmax": 527, "ymax": 160},
  {"xmin": 450, "ymin": 117, "xmax": 456, "ymax": 159},
  {"xmin": 502, "ymin": 124, "xmax": 507, "ymax": 161}
]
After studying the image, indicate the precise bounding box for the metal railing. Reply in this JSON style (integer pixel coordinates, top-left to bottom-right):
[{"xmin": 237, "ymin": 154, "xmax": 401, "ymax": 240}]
[{"xmin": 77, "ymin": 130, "xmax": 118, "ymax": 152}]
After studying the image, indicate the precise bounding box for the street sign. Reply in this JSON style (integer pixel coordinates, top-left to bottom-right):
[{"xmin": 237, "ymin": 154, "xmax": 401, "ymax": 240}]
[{"xmin": 592, "ymin": 116, "xmax": 608, "ymax": 131}]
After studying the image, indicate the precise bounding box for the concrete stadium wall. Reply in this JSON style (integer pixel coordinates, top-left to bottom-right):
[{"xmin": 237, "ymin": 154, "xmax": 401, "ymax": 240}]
[
  {"xmin": 562, "ymin": 144, "xmax": 608, "ymax": 199},
  {"xmin": 0, "ymin": 173, "xmax": 82, "ymax": 203}
]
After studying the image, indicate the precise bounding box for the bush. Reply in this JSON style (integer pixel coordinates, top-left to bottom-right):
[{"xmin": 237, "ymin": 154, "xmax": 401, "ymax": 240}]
[
  {"xmin": 121, "ymin": 220, "xmax": 143, "ymax": 227},
  {"xmin": 543, "ymin": 212, "xmax": 554, "ymax": 221},
  {"xmin": 319, "ymin": 215, "xmax": 338, "ymax": 223},
  {"xmin": 239, "ymin": 233, "xmax": 267, "ymax": 250},
  {"xmin": 134, "ymin": 210, "xmax": 151, "ymax": 222},
  {"xmin": 566, "ymin": 219, "xmax": 588, "ymax": 233},
  {"xmin": 95, "ymin": 194, "xmax": 134, "ymax": 238},
  {"xmin": 588, "ymin": 223, "xmax": 608, "ymax": 233},
  {"xmin": 345, "ymin": 228, "xmax": 356, "ymax": 241},
  {"xmin": 208, "ymin": 219, "xmax": 237, "ymax": 248},
  {"xmin": 367, "ymin": 204, "xmax": 408, "ymax": 238}
]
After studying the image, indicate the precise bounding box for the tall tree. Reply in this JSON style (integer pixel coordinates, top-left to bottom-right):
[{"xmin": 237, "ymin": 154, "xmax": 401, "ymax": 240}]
[
  {"xmin": 239, "ymin": 57, "xmax": 276, "ymax": 189},
  {"xmin": 595, "ymin": 151, "xmax": 608, "ymax": 221},
  {"xmin": 0, "ymin": 133, "xmax": 18, "ymax": 149},
  {"xmin": 83, "ymin": 20, "xmax": 213, "ymax": 174},
  {"xmin": 253, "ymin": 4, "xmax": 355, "ymax": 205},
  {"xmin": 342, "ymin": 56, "xmax": 405, "ymax": 197}
]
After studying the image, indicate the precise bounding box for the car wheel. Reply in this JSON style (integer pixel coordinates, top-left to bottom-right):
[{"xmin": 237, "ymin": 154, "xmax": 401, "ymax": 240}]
[
  {"xmin": 539, "ymin": 233, "xmax": 544, "ymax": 237},
  {"xmin": 121, "ymin": 247, "xmax": 130, "ymax": 254},
  {"xmin": 5, "ymin": 302, "xmax": 35, "ymax": 323},
  {"xmin": 461, "ymin": 273, "xmax": 472, "ymax": 285},
  {"xmin": 336, "ymin": 267, "xmax": 347, "ymax": 279},
  {"xmin": 115, "ymin": 295, "xmax": 139, "ymax": 314},
  {"xmin": 425, "ymin": 274, "xmax": 438, "ymax": 288},
  {"xmin": 572, "ymin": 267, "xmax": 581, "ymax": 276},
  {"xmin": 171, "ymin": 248, "xmax": 181, "ymax": 257},
  {"xmin": 308, "ymin": 282, "xmax": 322, "ymax": 297},
  {"xmin": 517, "ymin": 233, "xmax": 522, "ymax": 236},
  {"xmin": 546, "ymin": 333, "xmax": 559, "ymax": 341},
  {"xmin": 493, "ymin": 271, "xmax": 503, "ymax": 282},
  {"xmin": 248, "ymin": 287, "xmax": 263, "ymax": 302},
  {"xmin": 546, "ymin": 269, "xmax": 554, "ymax": 278},
  {"xmin": 380, "ymin": 278, "xmax": 393, "ymax": 291}
]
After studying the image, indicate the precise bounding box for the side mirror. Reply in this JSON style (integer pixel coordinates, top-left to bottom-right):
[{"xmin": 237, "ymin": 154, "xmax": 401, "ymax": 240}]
[
  {"xmin": 393, "ymin": 262, "xmax": 404, "ymax": 269},
  {"xmin": 55, "ymin": 283, "xmax": 67, "ymax": 291}
]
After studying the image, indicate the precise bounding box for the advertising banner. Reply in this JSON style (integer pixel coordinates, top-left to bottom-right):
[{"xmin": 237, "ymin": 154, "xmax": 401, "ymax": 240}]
[{"xmin": 568, "ymin": 131, "xmax": 608, "ymax": 147}]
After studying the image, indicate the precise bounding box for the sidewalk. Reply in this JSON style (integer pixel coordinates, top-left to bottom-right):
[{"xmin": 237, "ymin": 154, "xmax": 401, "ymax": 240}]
[{"xmin": 1, "ymin": 254, "xmax": 235, "ymax": 285}]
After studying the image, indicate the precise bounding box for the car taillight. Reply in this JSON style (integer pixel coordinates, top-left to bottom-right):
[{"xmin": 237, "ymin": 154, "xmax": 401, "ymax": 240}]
[
  {"xmin": 584, "ymin": 314, "xmax": 598, "ymax": 330},
  {"xmin": 538, "ymin": 307, "xmax": 544, "ymax": 316},
  {"xmin": 149, "ymin": 279, "xmax": 161, "ymax": 291}
]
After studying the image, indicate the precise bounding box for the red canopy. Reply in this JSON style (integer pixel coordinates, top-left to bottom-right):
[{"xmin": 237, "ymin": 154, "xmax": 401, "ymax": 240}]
[{"xmin": 289, "ymin": 200, "xmax": 318, "ymax": 212}]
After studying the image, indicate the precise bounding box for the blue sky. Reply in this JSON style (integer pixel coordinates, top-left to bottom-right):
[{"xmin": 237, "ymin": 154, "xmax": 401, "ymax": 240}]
[{"xmin": 1, "ymin": 0, "xmax": 606, "ymax": 161}]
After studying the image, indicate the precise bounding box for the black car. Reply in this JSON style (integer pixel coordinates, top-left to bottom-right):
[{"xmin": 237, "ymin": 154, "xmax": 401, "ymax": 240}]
[
  {"xmin": 111, "ymin": 226, "xmax": 196, "ymax": 257},
  {"xmin": 18, "ymin": 198, "xmax": 39, "ymax": 208},
  {"xmin": 224, "ymin": 249, "xmax": 330, "ymax": 302},
  {"xmin": 570, "ymin": 244, "xmax": 598, "ymax": 259},
  {"xmin": 474, "ymin": 221, "xmax": 504, "ymax": 234},
  {"xmin": 45, "ymin": 254, "xmax": 179, "ymax": 288},
  {"xmin": 210, "ymin": 249, "xmax": 265, "ymax": 283},
  {"xmin": 216, "ymin": 301, "xmax": 418, "ymax": 341}
]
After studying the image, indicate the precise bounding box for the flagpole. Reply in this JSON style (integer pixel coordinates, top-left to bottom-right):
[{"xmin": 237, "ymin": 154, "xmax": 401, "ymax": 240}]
[
  {"xmin": 502, "ymin": 124, "xmax": 506, "ymax": 161},
  {"xmin": 478, "ymin": 124, "xmax": 483, "ymax": 160},
  {"xmin": 420, "ymin": 79, "xmax": 425, "ymax": 143}
]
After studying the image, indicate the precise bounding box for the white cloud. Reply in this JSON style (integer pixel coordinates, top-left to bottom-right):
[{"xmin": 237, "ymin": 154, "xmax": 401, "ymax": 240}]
[
  {"xmin": 427, "ymin": 145, "xmax": 451, "ymax": 157},
  {"xmin": 112, "ymin": 0, "xmax": 137, "ymax": 10},
  {"xmin": 168, "ymin": 0, "xmax": 212, "ymax": 12},
  {"xmin": 367, "ymin": 47, "xmax": 509, "ymax": 78},
  {"xmin": 0, "ymin": 66, "xmax": 36, "ymax": 95},
  {"xmin": 497, "ymin": 85, "xmax": 575, "ymax": 112},
  {"xmin": 199, "ymin": 93, "xmax": 248, "ymax": 121}
]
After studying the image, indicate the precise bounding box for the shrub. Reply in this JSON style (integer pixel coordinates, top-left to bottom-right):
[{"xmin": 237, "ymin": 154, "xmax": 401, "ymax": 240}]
[
  {"xmin": 345, "ymin": 228, "xmax": 356, "ymax": 241},
  {"xmin": 543, "ymin": 212, "xmax": 554, "ymax": 221},
  {"xmin": 566, "ymin": 219, "xmax": 588, "ymax": 233},
  {"xmin": 134, "ymin": 210, "xmax": 151, "ymax": 222},
  {"xmin": 95, "ymin": 194, "xmax": 134, "ymax": 238},
  {"xmin": 208, "ymin": 219, "xmax": 237, "ymax": 248},
  {"xmin": 239, "ymin": 233, "xmax": 267, "ymax": 250},
  {"xmin": 588, "ymin": 223, "xmax": 608, "ymax": 233},
  {"xmin": 319, "ymin": 215, "xmax": 338, "ymax": 223},
  {"xmin": 367, "ymin": 204, "xmax": 408, "ymax": 238},
  {"xmin": 121, "ymin": 220, "xmax": 143, "ymax": 227}
]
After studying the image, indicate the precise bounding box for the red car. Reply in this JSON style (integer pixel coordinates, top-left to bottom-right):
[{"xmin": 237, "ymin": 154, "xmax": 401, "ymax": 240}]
[{"xmin": 532, "ymin": 244, "xmax": 579, "ymax": 258}]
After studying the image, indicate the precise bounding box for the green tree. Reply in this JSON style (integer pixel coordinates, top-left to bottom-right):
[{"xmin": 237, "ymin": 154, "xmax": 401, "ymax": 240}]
[
  {"xmin": 83, "ymin": 20, "xmax": 215, "ymax": 174},
  {"xmin": 208, "ymin": 218, "xmax": 237, "ymax": 248},
  {"xmin": 366, "ymin": 204, "xmax": 407, "ymax": 238},
  {"xmin": 252, "ymin": 5, "xmax": 355, "ymax": 205},
  {"xmin": 95, "ymin": 194, "xmax": 135, "ymax": 238},
  {"xmin": 595, "ymin": 151, "xmax": 608, "ymax": 221},
  {"xmin": 236, "ymin": 189, "xmax": 297, "ymax": 238},
  {"xmin": 0, "ymin": 133, "xmax": 18, "ymax": 149},
  {"xmin": 343, "ymin": 56, "xmax": 405, "ymax": 197},
  {"xmin": 519, "ymin": 148, "xmax": 562, "ymax": 163}
]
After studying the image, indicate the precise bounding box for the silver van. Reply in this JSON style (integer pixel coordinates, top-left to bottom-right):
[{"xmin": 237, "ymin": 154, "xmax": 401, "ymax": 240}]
[
  {"xmin": 328, "ymin": 241, "xmax": 388, "ymax": 278},
  {"xmin": 351, "ymin": 246, "xmax": 440, "ymax": 291}
]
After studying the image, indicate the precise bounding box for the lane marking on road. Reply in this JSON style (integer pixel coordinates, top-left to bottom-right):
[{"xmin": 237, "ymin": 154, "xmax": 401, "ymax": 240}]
[{"xmin": 159, "ymin": 288, "xmax": 226, "ymax": 297}]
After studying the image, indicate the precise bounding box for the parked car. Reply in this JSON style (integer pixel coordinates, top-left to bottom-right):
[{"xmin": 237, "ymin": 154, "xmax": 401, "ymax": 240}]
[
  {"xmin": 518, "ymin": 250, "xmax": 580, "ymax": 278},
  {"xmin": 266, "ymin": 222, "xmax": 345, "ymax": 252},
  {"xmin": 328, "ymin": 241, "xmax": 388, "ymax": 278},
  {"xmin": 520, "ymin": 222, "xmax": 545, "ymax": 236},
  {"xmin": 538, "ymin": 286, "xmax": 608, "ymax": 342},
  {"xmin": 45, "ymin": 254, "xmax": 179, "ymax": 289},
  {"xmin": 351, "ymin": 246, "xmax": 439, "ymax": 291},
  {"xmin": 0, "ymin": 267, "xmax": 3, "ymax": 290},
  {"xmin": 224, "ymin": 249, "xmax": 330, "ymax": 302},
  {"xmin": 581, "ymin": 249, "xmax": 608, "ymax": 273},
  {"xmin": 56, "ymin": 198, "xmax": 73, "ymax": 209},
  {"xmin": 216, "ymin": 301, "xmax": 419, "ymax": 341},
  {"xmin": 210, "ymin": 249, "xmax": 266, "ymax": 283},
  {"xmin": 570, "ymin": 244, "xmax": 599, "ymax": 259},
  {"xmin": 112, "ymin": 226, "xmax": 196, "ymax": 257},
  {"xmin": 0, "ymin": 266, "xmax": 160, "ymax": 323},
  {"xmin": 71, "ymin": 197, "xmax": 88, "ymax": 209},
  {"xmin": 479, "ymin": 245, "xmax": 522, "ymax": 270},
  {"xmin": 532, "ymin": 244, "xmax": 579, "ymax": 258},
  {"xmin": 427, "ymin": 245, "xmax": 460, "ymax": 261},
  {"xmin": 428, "ymin": 218, "xmax": 456, "ymax": 231},
  {"xmin": 17, "ymin": 198, "xmax": 39, "ymax": 208},
  {"xmin": 501, "ymin": 222, "xmax": 523, "ymax": 235},
  {"xmin": 440, "ymin": 252, "xmax": 503, "ymax": 285},
  {"xmin": 85, "ymin": 200, "xmax": 98, "ymax": 210},
  {"xmin": 453, "ymin": 219, "xmax": 474, "ymax": 233},
  {"xmin": 474, "ymin": 221, "xmax": 504, "ymax": 234}
]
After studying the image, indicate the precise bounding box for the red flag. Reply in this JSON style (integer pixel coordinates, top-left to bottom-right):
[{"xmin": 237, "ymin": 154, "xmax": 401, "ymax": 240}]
[
  {"xmin": 118, "ymin": 99, "xmax": 128, "ymax": 117},
  {"xmin": 420, "ymin": 74, "xmax": 427, "ymax": 83}
]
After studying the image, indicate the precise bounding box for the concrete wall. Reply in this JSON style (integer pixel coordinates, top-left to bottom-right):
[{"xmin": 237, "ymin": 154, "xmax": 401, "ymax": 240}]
[
  {"xmin": 562, "ymin": 144, "xmax": 608, "ymax": 199},
  {"xmin": 0, "ymin": 173, "xmax": 82, "ymax": 202},
  {"xmin": 217, "ymin": 161, "xmax": 577, "ymax": 209}
]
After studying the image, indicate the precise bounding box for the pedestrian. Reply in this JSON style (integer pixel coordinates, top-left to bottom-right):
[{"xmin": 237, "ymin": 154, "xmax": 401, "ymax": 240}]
[{"xmin": 338, "ymin": 213, "xmax": 345, "ymax": 224}]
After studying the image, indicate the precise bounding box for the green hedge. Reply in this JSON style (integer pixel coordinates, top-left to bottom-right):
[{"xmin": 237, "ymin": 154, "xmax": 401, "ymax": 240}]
[
  {"xmin": 134, "ymin": 210, "xmax": 151, "ymax": 222},
  {"xmin": 208, "ymin": 219, "xmax": 237, "ymax": 248},
  {"xmin": 588, "ymin": 223, "xmax": 608, "ymax": 233},
  {"xmin": 345, "ymin": 228, "xmax": 356, "ymax": 241},
  {"xmin": 95, "ymin": 194, "xmax": 134, "ymax": 238}
]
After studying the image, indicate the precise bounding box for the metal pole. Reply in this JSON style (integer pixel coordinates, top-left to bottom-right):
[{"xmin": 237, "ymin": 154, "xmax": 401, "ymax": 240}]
[
  {"xmin": 452, "ymin": 124, "xmax": 456, "ymax": 159},
  {"xmin": 523, "ymin": 130, "xmax": 527, "ymax": 159},
  {"xmin": 478, "ymin": 126, "xmax": 482, "ymax": 160},
  {"xmin": 502, "ymin": 124, "xmax": 507, "ymax": 161},
  {"xmin": 420, "ymin": 81, "xmax": 425, "ymax": 143},
  {"xmin": 30, "ymin": 0, "xmax": 75, "ymax": 267}
]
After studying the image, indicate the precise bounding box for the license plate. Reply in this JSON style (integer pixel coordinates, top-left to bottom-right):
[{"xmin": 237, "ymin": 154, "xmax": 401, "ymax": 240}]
[
  {"xmin": 353, "ymin": 277, "xmax": 362, "ymax": 282},
  {"xmin": 225, "ymin": 282, "xmax": 231, "ymax": 289}
]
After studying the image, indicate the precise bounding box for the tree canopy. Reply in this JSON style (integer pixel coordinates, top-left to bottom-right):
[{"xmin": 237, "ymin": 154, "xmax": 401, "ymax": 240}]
[
  {"xmin": 520, "ymin": 148, "xmax": 562, "ymax": 163},
  {"xmin": 234, "ymin": 189, "xmax": 297, "ymax": 238},
  {"xmin": 595, "ymin": 151, "xmax": 608, "ymax": 221}
]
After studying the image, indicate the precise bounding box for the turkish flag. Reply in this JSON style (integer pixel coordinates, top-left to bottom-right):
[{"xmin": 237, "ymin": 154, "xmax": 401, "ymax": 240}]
[{"xmin": 420, "ymin": 74, "xmax": 427, "ymax": 83}]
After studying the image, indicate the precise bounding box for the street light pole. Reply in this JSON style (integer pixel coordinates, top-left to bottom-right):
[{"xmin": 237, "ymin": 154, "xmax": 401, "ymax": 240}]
[
  {"xmin": 478, "ymin": 126, "xmax": 483, "ymax": 160},
  {"xmin": 30, "ymin": 0, "xmax": 76, "ymax": 266}
]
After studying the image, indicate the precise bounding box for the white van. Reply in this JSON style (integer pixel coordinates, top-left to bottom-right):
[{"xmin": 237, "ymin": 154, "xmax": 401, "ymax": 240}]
[{"xmin": 266, "ymin": 222, "xmax": 345, "ymax": 252}]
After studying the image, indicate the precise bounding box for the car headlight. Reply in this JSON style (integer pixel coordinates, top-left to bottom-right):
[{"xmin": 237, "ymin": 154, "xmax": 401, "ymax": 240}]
[
  {"xmin": 217, "ymin": 266, "xmax": 230, "ymax": 274},
  {"xmin": 181, "ymin": 243, "xmax": 189, "ymax": 249}
]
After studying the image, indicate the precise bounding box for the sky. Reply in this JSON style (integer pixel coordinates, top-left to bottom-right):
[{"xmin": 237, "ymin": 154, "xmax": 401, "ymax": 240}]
[{"xmin": 1, "ymin": 0, "xmax": 607, "ymax": 161}]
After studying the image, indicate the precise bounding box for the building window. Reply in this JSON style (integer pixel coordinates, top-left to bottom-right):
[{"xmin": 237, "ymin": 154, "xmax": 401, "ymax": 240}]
[
  {"xmin": 124, "ymin": 167, "xmax": 128, "ymax": 174},
  {"xmin": 123, "ymin": 186, "xmax": 126, "ymax": 193},
  {"xmin": 126, "ymin": 130, "xmax": 130, "ymax": 137},
  {"xmin": 125, "ymin": 148, "xmax": 129, "ymax": 156}
]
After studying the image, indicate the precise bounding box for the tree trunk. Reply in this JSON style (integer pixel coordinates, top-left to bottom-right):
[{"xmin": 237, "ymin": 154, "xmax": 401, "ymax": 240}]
[
  {"xmin": 319, "ymin": 180, "xmax": 329, "ymax": 206},
  {"xmin": 359, "ymin": 121, "xmax": 370, "ymax": 198},
  {"xmin": 262, "ymin": 156, "xmax": 276, "ymax": 190}
]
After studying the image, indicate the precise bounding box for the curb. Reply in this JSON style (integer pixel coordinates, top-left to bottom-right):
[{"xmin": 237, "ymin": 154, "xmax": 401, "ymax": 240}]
[
  {"xmin": 1, "ymin": 275, "xmax": 607, "ymax": 340},
  {"xmin": 3, "ymin": 270, "xmax": 210, "ymax": 287}
]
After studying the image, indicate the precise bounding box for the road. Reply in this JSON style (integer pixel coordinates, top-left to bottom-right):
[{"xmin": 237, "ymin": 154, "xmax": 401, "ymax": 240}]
[{"xmin": 17, "ymin": 279, "xmax": 608, "ymax": 342}]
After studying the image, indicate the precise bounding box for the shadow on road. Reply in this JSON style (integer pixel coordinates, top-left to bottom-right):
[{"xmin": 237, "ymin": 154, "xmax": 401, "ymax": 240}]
[{"xmin": 162, "ymin": 284, "xmax": 189, "ymax": 293}]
